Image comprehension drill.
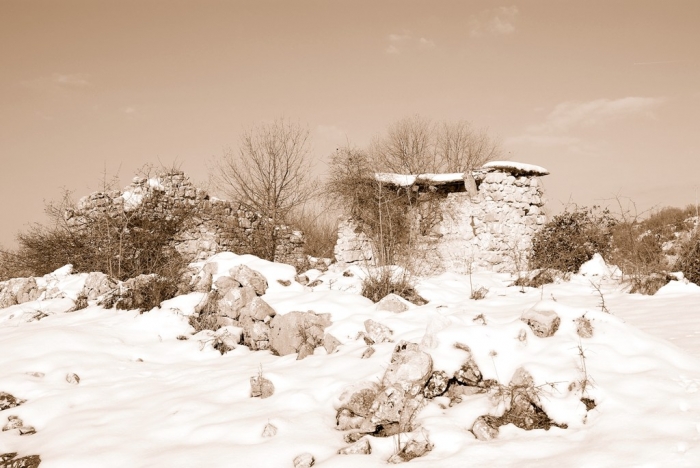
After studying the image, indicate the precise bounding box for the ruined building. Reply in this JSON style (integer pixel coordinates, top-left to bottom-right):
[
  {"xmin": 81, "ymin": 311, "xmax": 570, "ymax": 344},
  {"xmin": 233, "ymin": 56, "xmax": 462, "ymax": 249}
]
[
  {"xmin": 65, "ymin": 170, "xmax": 306, "ymax": 267},
  {"xmin": 333, "ymin": 161, "xmax": 550, "ymax": 273}
]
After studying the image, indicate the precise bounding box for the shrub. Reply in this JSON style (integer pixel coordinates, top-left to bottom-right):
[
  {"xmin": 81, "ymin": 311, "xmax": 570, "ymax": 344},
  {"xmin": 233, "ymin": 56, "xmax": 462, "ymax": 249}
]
[
  {"xmin": 6, "ymin": 173, "xmax": 194, "ymax": 282},
  {"xmin": 676, "ymin": 234, "xmax": 700, "ymax": 286},
  {"xmin": 289, "ymin": 205, "xmax": 338, "ymax": 259},
  {"xmin": 360, "ymin": 267, "xmax": 426, "ymax": 305},
  {"xmin": 529, "ymin": 207, "xmax": 616, "ymax": 273}
]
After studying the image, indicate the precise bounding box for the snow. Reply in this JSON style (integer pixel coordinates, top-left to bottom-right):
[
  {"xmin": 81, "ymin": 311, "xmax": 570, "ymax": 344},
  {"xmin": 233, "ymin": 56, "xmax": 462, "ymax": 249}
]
[
  {"xmin": 374, "ymin": 173, "xmax": 417, "ymax": 186},
  {"xmin": 482, "ymin": 160, "xmax": 550, "ymax": 176},
  {"xmin": 374, "ymin": 173, "xmax": 466, "ymax": 186},
  {"xmin": 578, "ymin": 253, "xmax": 621, "ymax": 278},
  {"xmin": 2, "ymin": 253, "xmax": 700, "ymax": 466}
]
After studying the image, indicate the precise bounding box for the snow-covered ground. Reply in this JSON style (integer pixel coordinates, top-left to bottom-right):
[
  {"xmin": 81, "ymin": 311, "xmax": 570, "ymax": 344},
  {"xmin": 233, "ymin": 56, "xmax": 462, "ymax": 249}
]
[{"xmin": 1, "ymin": 253, "xmax": 700, "ymax": 467}]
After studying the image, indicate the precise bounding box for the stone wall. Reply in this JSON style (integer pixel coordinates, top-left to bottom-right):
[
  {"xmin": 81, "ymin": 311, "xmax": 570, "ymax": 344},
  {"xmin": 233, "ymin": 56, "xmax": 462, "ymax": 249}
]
[
  {"xmin": 333, "ymin": 162, "xmax": 549, "ymax": 273},
  {"xmin": 66, "ymin": 171, "xmax": 306, "ymax": 267}
]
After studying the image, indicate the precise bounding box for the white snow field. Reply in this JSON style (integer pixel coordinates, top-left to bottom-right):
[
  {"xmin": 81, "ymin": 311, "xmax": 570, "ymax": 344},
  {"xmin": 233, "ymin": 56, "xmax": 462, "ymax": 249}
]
[{"xmin": 1, "ymin": 252, "xmax": 700, "ymax": 467}]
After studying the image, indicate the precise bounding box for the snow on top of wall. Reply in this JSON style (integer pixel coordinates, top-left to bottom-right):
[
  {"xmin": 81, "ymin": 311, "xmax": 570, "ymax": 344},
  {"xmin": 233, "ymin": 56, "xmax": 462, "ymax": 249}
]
[
  {"xmin": 481, "ymin": 160, "xmax": 550, "ymax": 176},
  {"xmin": 374, "ymin": 173, "xmax": 417, "ymax": 186},
  {"xmin": 374, "ymin": 172, "xmax": 465, "ymax": 186}
]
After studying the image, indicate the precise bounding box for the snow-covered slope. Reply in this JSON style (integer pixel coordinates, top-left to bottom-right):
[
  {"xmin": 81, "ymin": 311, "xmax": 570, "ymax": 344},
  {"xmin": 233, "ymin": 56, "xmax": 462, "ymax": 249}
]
[{"xmin": 1, "ymin": 253, "xmax": 700, "ymax": 467}]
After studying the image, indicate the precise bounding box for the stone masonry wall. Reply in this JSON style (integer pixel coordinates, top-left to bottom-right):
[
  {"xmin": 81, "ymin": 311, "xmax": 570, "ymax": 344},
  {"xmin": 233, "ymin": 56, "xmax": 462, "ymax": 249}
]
[
  {"xmin": 65, "ymin": 171, "xmax": 306, "ymax": 267},
  {"xmin": 334, "ymin": 164, "xmax": 548, "ymax": 274}
]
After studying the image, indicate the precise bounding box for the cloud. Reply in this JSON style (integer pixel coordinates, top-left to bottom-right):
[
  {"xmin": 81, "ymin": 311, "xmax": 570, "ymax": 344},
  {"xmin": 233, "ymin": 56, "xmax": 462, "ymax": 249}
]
[
  {"xmin": 468, "ymin": 6, "xmax": 519, "ymax": 37},
  {"xmin": 385, "ymin": 32, "xmax": 436, "ymax": 54},
  {"xmin": 506, "ymin": 96, "xmax": 666, "ymax": 154},
  {"xmin": 529, "ymin": 97, "xmax": 666, "ymax": 134},
  {"xmin": 22, "ymin": 73, "xmax": 93, "ymax": 91}
]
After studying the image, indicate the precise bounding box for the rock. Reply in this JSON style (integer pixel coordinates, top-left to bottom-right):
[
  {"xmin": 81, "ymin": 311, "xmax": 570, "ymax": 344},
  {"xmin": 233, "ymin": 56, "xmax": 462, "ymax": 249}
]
[
  {"xmin": 262, "ymin": 422, "xmax": 277, "ymax": 437},
  {"xmin": 66, "ymin": 373, "xmax": 80, "ymax": 385},
  {"xmin": 240, "ymin": 297, "xmax": 276, "ymax": 321},
  {"xmin": 575, "ymin": 316, "xmax": 594, "ymax": 338},
  {"xmin": 268, "ymin": 311, "xmax": 330, "ymax": 358},
  {"xmin": 82, "ymin": 272, "xmax": 118, "ymax": 300},
  {"xmin": 295, "ymin": 274, "xmax": 309, "ymax": 286},
  {"xmin": 343, "ymin": 431, "xmax": 366, "ymax": 443},
  {"xmin": 218, "ymin": 286, "xmax": 257, "ymax": 319},
  {"xmin": 453, "ymin": 344, "xmax": 482, "ymax": 386},
  {"xmin": 229, "ymin": 265, "xmax": 268, "ymax": 296},
  {"xmin": 338, "ymin": 438, "xmax": 371, "ymax": 455},
  {"xmin": 0, "ymin": 277, "xmax": 41, "ymax": 308},
  {"xmin": 423, "ymin": 371, "xmax": 449, "ymax": 399},
  {"xmin": 240, "ymin": 316, "xmax": 271, "ymax": 351},
  {"xmin": 521, "ymin": 308, "xmax": 561, "ymax": 338},
  {"xmin": 0, "ymin": 393, "xmax": 25, "ymax": 411},
  {"xmin": 361, "ymin": 347, "xmax": 375, "ymax": 359},
  {"xmin": 338, "ymin": 382, "xmax": 380, "ymax": 418},
  {"xmin": 472, "ymin": 415, "xmax": 500, "ymax": 441},
  {"xmin": 364, "ymin": 319, "xmax": 393, "ymax": 343},
  {"xmin": 376, "ymin": 293, "xmax": 411, "ymax": 313},
  {"xmin": 2, "ymin": 416, "xmax": 34, "ymax": 435},
  {"xmin": 336, "ymin": 408, "xmax": 365, "ymax": 431},
  {"xmin": 250, "ymin": 375, "xmax": 274, "ymax": 399},
  {"xmin": 214, "ymin": 275, "xmax": 239, "ymax": 295},
  {"xmin": 293, "ymin": 453, "xmax": 315, "ymax": 468},
  {"xmin": 323, "ymin": 333, "xmax": 341, "ymax": 354},
  {"xmin": 381, "ymin": 341, "xmax": 432, "ymax": 396},
  {"xmin": 387, "ymin": 430, "xmax": 433, "ymax": 463},
  {"xmin": 0, "ymin": 452, "xmax": 42, "ymax": 468}
]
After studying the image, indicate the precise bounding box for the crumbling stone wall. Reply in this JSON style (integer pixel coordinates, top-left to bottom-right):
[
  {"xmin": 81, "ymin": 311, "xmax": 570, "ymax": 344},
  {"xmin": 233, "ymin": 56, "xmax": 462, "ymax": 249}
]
[
  {"xmin": 334, "ymin": 162, "xmax": 548, "ymax": 273},
  {"xmin": 66, "ymin": 171, "xmax": 306, "ymax": 266}
]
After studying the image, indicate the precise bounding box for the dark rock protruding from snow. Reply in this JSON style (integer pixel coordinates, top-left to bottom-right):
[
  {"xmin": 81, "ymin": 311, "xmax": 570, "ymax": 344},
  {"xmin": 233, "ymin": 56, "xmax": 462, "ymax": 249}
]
[
  {"xmin": 387, "ymin": 430, "xmax": 433, "ymax": 464},
  {"xmin": 0, "ymin": 393, "xmax": 25, "ymax": 411},
  {"xmin": 0, "ymin": 452, "xmax": 41, "ymax": 468},
  {"xmin": 292, "ymin": 453, "xmax": 315, "ymax": 468}
]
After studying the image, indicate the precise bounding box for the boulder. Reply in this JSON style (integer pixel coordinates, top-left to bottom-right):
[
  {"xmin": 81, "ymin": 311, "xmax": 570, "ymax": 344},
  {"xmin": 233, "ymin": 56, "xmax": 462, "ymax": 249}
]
[
  {"xmin": 82, "ymin": 271, "xmax": 117, "ymax": 301},
  {"xmin": 240, "ymin": 297, "xmax": 276, "ymax": 321},
  {"xmin": 423, "ymin": 371, "xmax": 449, "ymax": 399},
  {"xmin": 0, "ymin": 277, "xmax": 42, "ymax": 308},
  {"xmin": 472, "ymin": 415, "xmax": 500, "ymax": 441},
  {"xmin": 214, "ymin": 275, "xmax": 240, "ymax": 295},
  {"xmin": 0, "ymin": 393, "xmax": 25, "ymax": 411},
  {"xmin": 337, "ymin": 382, "xmax": 381, "ymax": 418},
  {"xmin": 261, "ymin": 422, "xmax": 277, "ymax": 437},
  {"xmin": 376, "ymin": 293, "xmax": 411, "ymax": 313},
  {"xmin": 521, "ymin": 308, "xmax": 561, "ymax": 338},
  {"xmin": 381, "ymin": 341, "xmax": 432, "ymax": 396},
  {"xmin": 268, "ymin": 311, "xmax": 331, "ymax": 358},
  {"xmin": 218, "ymin": 286, "xmax": 256, "ymax": 319},
  {"xmin": 323, "ymin": 333, "xmax": 341, "ymax": 354},
  {"xmin": 229, "ymin": 265, "xmax": 268, "ymax": 296},
  {"xmin": 240, "ymin": 316, "xmax": 271, "ymax": 351},
  {"xmin": 338, "ymin": 438, "xmax": 371, "ymax": 455},
  {"xmin": 387, "ymin": 430, "xmax": 433, "ymax": 463},
  {"xmin": 293, "ymin": 453, "xmax": 315, "ymax": 468},
  {"xmin": 364, "ymin": 319, "xmax": 393, "ymax": 344}
]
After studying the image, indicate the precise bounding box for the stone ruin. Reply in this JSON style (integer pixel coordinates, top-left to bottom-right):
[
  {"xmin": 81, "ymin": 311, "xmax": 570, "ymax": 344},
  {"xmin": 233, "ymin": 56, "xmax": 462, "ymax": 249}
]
[
  {"xmin": 334, "ymin": 161, "xmax": 550, "ymax": 273},
  {"xmin": 64, "ymin": 170, "xmax": 306, "ymax": 267}
]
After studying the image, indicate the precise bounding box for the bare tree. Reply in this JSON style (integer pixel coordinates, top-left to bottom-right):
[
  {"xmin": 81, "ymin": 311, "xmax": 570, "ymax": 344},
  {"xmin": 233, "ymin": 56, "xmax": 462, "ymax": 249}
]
[
  {"xmin": 212, "ymin": 118, "xmax": 316, "ymax": 260},
  {"xmin": 369, "ymin": 116, "xmax": 500, "ymax": 175},
  {"xmin": 370, "ymin": 115, "xmax": 436, "ymax": 174},
  {"xmin": 435, "ymin": 121, "xmax": 501, "ymax": 173}
]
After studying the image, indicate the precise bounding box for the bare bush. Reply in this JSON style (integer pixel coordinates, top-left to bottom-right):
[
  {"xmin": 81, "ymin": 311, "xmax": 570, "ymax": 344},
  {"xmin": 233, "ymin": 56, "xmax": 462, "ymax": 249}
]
[
  {"xmin": 360, "ymin": 267, "xmax": 426, "ymax": 305},
  {"xmin": 676, "ymin": 233, "xmax": 700, "ymax": 286}
]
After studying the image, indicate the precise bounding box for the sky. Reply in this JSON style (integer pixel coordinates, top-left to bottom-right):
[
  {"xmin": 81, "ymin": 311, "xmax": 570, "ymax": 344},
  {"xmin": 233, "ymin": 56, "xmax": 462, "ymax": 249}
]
[{"xmin": 1, "ymin": 0, "xmax": 699, "ymax": 248}]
